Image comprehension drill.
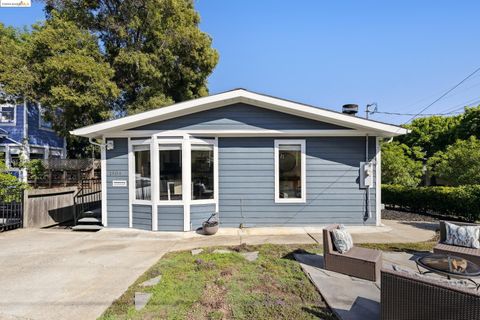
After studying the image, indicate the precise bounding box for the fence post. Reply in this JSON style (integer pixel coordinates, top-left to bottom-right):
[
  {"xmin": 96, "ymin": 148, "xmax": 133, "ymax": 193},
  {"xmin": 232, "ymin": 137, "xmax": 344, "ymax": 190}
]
[{"xmin": 22, "ymin": 189, "xmax": 28, "ymax": 228}]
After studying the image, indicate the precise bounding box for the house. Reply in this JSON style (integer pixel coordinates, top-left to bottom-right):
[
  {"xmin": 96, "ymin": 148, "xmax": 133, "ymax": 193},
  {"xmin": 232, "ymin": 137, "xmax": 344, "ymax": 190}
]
[
  {"xmin": 71, "ymin": 89, "xmax": 407, "ymax": 231},
  {"xmin": 0, "ymin": 101, "xmax": 66, "ymax": 179}
]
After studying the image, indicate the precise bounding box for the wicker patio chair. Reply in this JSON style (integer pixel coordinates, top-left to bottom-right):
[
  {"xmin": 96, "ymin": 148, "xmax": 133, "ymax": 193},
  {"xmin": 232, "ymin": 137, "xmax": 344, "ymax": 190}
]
[
  {"xmin": 381, "ymin": 268, "xmax": 480, "ymax": 320},
  {"xmin": 433, "ymin": 221, "xmax": 480, "ymax": 266},
  {"xmin": 323, "ymin": 224, "xmax": 381, "ymax": 281}
]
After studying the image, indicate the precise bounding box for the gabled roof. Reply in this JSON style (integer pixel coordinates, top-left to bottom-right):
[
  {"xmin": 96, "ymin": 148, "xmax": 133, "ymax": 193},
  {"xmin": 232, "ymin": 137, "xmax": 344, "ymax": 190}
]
[{"xmin": 71, "ymin": 89, "xmax": 408, "ymax": 138}]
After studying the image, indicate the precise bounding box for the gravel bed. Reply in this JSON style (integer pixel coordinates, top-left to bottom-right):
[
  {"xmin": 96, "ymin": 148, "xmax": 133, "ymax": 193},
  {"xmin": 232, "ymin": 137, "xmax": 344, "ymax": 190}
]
[{"xmin": 382, "ymin": 209, "xmax": 439, "ymax": 222}]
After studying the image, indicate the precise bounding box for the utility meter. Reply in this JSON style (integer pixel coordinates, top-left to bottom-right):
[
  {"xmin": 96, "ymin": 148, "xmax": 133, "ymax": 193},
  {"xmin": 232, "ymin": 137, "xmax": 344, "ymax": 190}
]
[{"xmin": 360, "ymin": 162, "xmax": 373, "ymax": 189}]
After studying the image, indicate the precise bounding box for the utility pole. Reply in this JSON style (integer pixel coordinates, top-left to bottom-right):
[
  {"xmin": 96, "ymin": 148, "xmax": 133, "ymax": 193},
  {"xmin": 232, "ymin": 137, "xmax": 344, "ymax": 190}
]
[{"xmin": 366, "ymin": 102, "xmax": 378, "ymax": 119}]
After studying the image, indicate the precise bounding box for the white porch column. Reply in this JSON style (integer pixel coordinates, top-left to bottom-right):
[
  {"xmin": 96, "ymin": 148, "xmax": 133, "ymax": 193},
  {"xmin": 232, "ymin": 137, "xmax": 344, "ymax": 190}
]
[
  {"xmin": 183, "ymin": 134, "xmax": 191, "ymax": 231},
  {"xmin": 151, "ymin": 135, "xmax": 159, "ymax": 231},
  {"xmin": 101, "ymin": 138, "xmax": 108, "ymax": 227},
  {"xmin": 375, "ymin": 137, "xmax": 381, "ymax": 226}
]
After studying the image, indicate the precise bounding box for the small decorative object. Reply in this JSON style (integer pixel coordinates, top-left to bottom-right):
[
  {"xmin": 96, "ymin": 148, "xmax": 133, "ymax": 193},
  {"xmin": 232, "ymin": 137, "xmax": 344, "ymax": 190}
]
[{"xmin": 202, "ymin": 213, "xmax": 219, "ymax": 235}]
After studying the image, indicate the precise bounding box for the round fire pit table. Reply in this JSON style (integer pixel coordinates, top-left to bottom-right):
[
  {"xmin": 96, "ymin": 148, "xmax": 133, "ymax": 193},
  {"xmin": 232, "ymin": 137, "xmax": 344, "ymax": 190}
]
[{"xmin": 416, "ymin": 253, "xmax": 480, "ymax": 290}]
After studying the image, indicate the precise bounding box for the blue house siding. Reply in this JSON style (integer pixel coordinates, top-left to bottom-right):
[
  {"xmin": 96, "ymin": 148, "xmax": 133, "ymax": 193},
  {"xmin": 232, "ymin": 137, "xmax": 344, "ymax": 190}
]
[
  {"xmin": 0, "ymin": 104, "xmax": 24, "ymax": 143},
  {"xmin": 158, "ymin": 205, "xmax": 183, "ymax": 231},
  {"xmin": 218, "ymin": 137, "xmax": 377, "ymax": 227},
  {"xmin": 130, "ymin": 103, "xmax": 351, "ymax": 131},
  {"xmin": 27, "ymin": 103, "xmax": 64, "ymax": 148},
  {"xmin": 106, "ymin": 138, "xmax": 129, "ymax": 227},
  {"xmin": 190, "ymin": 203, "xmax": 216, "ymax": 230},
  {"xmin": 132, "ymin": 204, "xmax": 152, "ymax": 230}
]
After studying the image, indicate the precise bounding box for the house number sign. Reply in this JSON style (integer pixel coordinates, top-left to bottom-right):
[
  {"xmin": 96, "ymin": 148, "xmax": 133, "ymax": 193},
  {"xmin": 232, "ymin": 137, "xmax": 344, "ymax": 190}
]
[{"xmin": 112, "ymin": 180, "xmax": 127, "ymax": 187}]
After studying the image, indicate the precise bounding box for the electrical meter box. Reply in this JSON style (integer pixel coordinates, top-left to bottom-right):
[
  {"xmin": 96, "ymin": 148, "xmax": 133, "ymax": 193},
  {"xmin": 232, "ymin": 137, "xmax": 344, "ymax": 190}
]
[{"xmin": 360, "ymin": 162, "xmax": 373, "ymax": 189}]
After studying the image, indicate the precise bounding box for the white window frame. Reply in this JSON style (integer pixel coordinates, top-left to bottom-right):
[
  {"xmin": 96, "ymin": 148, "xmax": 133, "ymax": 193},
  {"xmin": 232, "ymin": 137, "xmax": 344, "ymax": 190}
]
[
  {"xmin": 190, "ymin": 138, "xmax": 217, "ymax": 205},
  {"xmin": 129, "ymin": 138, "xmax": 153, "ymax": 205},
  {"xmin": 0, "ymin": 104, "xmax": 16, "ymax": 125},
  {"xmin": 274, "ymin": 139, "xmax": 306, "ymax": 204},
  {"xmin": 157, "ymin": 138, "xmax": 184, "ymax": 205}
]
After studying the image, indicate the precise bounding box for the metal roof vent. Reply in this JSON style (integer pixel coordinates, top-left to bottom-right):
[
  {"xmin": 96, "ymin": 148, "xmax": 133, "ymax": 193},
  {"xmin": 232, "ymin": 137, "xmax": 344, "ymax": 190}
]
[{"xmin": 342, "ymin": 104, "xmax": 358, "ymax": 116}]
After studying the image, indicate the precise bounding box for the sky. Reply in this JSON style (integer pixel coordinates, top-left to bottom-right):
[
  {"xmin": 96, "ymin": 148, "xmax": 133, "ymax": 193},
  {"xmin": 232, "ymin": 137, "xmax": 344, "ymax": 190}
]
[{"xmin": 1, "ymin": 1, "xmax": 480, "ymax": 124}]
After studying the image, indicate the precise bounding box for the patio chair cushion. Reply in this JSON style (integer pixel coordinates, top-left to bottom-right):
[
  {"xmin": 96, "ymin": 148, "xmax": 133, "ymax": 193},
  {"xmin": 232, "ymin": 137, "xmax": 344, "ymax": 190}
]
[
  {"xmin": 331, "ymin": 225, "xmax": 353, "ymax": 253},
  {"xmin": 445, "ymin": 221, "xmax": 480, "ymax": 249}
]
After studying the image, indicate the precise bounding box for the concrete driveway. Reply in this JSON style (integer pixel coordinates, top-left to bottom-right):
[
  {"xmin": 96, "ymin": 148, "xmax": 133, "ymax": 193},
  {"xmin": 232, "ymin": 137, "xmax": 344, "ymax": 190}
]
[{"xmin": 0, "ymin": 228, "xmax": 176, "ymax": 320}]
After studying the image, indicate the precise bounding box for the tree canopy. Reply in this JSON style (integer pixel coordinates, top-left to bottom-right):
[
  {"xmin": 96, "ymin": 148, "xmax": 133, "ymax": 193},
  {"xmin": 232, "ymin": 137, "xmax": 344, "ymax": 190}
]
[
  {"xmin": 45, "ymin": 0, "xmax": 219, "ymax": 115},
  {"xmin": 0, "ymin": 1, "xmax": 218, "ymax": 157},
  {"xmin": 427, "ymin": 136, "xmax": 480, "ymax": 185},
  {"xmin": 382, "ymin": 105, "xmax": 480, "ymax": 186}
]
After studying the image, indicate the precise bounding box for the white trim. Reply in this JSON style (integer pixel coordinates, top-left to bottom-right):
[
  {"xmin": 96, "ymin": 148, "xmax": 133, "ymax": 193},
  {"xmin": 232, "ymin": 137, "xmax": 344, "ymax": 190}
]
[
  {"xmin": 274, "ymin": 139, "xmax": 306, "ymax": 204},
  {"xmin": 214, "ymin": 137, "xmax": 219, "ymax": 213},
  {"xmin": 0, "ymin": 103, "xmax": 16, "ymax": 126},
  {"xmin": 128, "ymin": 137, "xmax": 133, "ymax": 228},
  {"xmin": 375, "ymin": 137, "xmax": 382, "ymax": 226},
  {"xmin": 182, "ymin": 134, "xmax": 192, "ymax": 231},
  {"xmin": 182, "ymin": 134, "xmax": 191, "ymax": 231},
  {"xmin": 101, "ymin": 129, "xmax": 378, "ymax": 138},
  {"xmin": 70, "ymin": 89, "xmax": 408, "ymax": 138},
  {"xmin": 101, "ymin": 137, "xmax": 107, "ymax": 227},
  {"xmin": 151, "ymin": 135, "xmax": 159, "ymax": 231}
]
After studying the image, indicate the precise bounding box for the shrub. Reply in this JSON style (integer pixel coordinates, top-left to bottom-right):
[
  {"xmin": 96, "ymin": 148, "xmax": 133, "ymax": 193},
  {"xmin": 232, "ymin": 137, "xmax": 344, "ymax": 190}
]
[
  {"xmin": 0, "ymin": 162, "xmax": 27, "ymax": 202},
  {"xmin": 382, "ymin": 184, "xmax": 480, "ymax": 222},
  {"xmin": 381, "ymin": 142, "xmax": 424, "ymax": 187}
]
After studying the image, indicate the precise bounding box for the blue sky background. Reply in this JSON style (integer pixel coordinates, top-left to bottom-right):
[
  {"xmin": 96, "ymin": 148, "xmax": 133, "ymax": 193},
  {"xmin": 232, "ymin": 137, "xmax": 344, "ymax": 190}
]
[{"xmin": 1, "ymin": 1, "xmax": 480, "ymax": 124}]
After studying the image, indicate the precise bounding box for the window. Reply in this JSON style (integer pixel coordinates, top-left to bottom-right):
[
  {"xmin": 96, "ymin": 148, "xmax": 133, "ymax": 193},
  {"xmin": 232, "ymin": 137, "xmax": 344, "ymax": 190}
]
[
  {"xmin": 191, "ymin": 144, "xmax": 214, "ymax": 200},
  {"xmin": 159, "ymin": 145, "xmax": 182, "ymax": 201},
  {"xmin": 134, "ymin": 145, "xmax": 151, "ymax": 200},
  {"xmin": 9, "ymin": 147, "xmax": 22, "ymax": 168},
  {"xmin": 275, "ymin": 140, "xmax": 306, "ymax": 203},
  {"xmin": 39, "ymin": 106, "xmax": 53, "ymax": 129},
  {"xmin": 0, "ymin": 105, "xmax": 15, "ymax": 124}
]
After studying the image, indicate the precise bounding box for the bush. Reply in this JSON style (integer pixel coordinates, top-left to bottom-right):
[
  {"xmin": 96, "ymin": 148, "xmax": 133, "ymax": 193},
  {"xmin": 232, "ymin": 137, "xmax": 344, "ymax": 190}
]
[
  {"xmin": 0, "ymin": 162, "xmax": 27, "ymax": 202},
  {"xmin": 382, "ymin": 184, "xmax": 480, "ymax": 222},
  {"xmin": 381, "ymin": 141, "xmax": 424, "ymax": 187}
]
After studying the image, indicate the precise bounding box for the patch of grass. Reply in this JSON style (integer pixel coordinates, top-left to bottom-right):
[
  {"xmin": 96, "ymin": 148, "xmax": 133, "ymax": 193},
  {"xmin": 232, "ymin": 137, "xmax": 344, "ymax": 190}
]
[
  {"xmin": 99, "ymin": 243, "xmax": 335, "ymax": 320},
  {"xmin": 358, "ymin": 240, "xmax": 437, "ymax": 253}
]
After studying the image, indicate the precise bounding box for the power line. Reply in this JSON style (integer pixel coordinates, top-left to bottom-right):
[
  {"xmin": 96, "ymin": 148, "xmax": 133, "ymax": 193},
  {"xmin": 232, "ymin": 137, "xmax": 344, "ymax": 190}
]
[
  {"xmin": 374, "ymin": 110, "xmax": 463, "ymax": 116},
  {"xmin": 401, "ymin": 66, "xmax": 480, "ymax": 125}
]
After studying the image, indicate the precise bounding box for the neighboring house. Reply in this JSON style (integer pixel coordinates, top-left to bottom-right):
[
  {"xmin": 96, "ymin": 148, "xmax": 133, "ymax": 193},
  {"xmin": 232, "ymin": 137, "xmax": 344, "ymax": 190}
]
[
  {"xmin": 71, "ymin": 89, "xmax": 407, "ymax": 231},
  {"xmin": 0, "ymin": 101, "xmax": 66, "ymax": 178}
]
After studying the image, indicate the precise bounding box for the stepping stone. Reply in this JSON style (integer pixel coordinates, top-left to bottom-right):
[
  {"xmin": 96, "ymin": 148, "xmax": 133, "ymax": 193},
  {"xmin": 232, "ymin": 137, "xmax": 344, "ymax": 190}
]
[
  {"xmin": 241, "ymin": 251, "xmax": 259, "ymax": 262},
  {"xmin": 134, "ymin": 292, "xmax": 152, "ymax": 311},
  {"xmin": 191, "ymin": 249, "xmax": 203, "ymax": 255},
  {"xmin": 140, "ymin": 275, "xmax": 162, "ymax": 287},
  {"xmin": 213, "ymin": 249, "xmax": 233, "ymax": 254}
]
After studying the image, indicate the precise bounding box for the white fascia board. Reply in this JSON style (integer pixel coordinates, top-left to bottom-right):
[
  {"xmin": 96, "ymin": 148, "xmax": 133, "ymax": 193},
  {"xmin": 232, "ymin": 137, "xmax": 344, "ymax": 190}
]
[{"xmin": 70, "ymin": 89, "xmax": 408, "ymax": 138}]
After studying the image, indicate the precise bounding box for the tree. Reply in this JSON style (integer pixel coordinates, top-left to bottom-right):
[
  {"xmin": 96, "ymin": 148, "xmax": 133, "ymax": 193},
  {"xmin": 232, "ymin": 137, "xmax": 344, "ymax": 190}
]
[
  {"xmin": 381, "ymin": 141, "xmax": 424, "ymax": 187},
  {"xmin": 28, "ymin": 12, "xmax": 120, "ymax": 137},
  {"xmin": 45, "ymin": 0, "xmax": 219, "ymax": 115},
  {"xmin": 456, "ymin": 105, "xmax": 480, "ymax": 140},
  {"xmin": 428, "ymin": 136, "xmax": 480, "ymax": 185},
  {"xmin": 397, "ymin": 115, "xmax": 461, "ymax": 158},
  {"xmin": 0, "ymin": 24, "xmax": 34, "ymax": 103}
]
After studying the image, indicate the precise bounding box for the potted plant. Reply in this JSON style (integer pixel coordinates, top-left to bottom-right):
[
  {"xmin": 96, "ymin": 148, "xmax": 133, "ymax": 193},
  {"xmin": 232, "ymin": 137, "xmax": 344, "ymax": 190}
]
[{"xmin": 202, "ymin": 213, "xmax": 219, "ymax": 235}]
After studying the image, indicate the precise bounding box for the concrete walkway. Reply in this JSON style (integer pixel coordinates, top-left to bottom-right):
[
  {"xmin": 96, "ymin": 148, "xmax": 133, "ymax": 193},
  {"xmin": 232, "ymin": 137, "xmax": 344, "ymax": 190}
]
[
  {"xmin": 0, "ymin": 220, "xmax": 436, "ymax": 320},
  {"xmin": 295, "ymin": 251, "xmax": 426, "ymax": 320}
]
